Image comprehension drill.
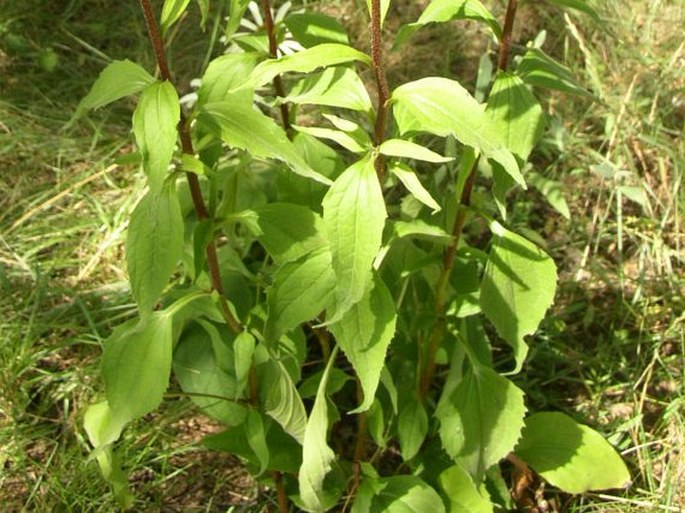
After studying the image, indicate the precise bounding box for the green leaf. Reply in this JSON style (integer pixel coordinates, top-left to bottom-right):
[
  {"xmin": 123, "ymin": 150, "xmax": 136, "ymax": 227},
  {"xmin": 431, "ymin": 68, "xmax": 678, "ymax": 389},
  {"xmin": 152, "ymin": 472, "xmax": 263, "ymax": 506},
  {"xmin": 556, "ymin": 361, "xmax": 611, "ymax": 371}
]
[
  {"xmin": 132, "ymin": 81, "xmax": 180, "ymax": 193},
  {"xmin": 266, "ymin": 247, "xmax": 336, "ymax": 342},
  {"xmin": 486, "ymin": 72, "xmax": 545, "ymax": 163},
  {"xmin": 251, "ymin": 44, "xmax": 371, "ymax": 87},
  {"xmin": 74, "ymin": 60, "xmax": 155, "ymax": 118},
  {"xmin": 479, "ymin": 221, "xmax": 557, "ymax": 372},
  {"xmin": 83, "ymin": 401, "xmax": 126, "ymax": 450},
  {"xmin": 233, "ymin": 331, "xmax": 255, "ymax": 399},
  {"xmin": 352, "ymin": 476, "xmax": 446, "ymax": 513},
  {"xmin": 299, "ymin": 346, "xmax": 340, "ymax": 512},
  {"xmin": 200, "ymin": 101, "xmax": 332, "ymax": 185},
  {"xmin": 238, "ymin": 203, "xmax": 328, "ymax": 265},
  {"xmin": 284, "ymin": 12, "xmax": 350, "ymax": 48},
  {"xmin": 528, "ymin": 171, "xmax": 570, "ymax": 219},
  {"xmin": 516, "ymin": 48, "xmax": 592, "ymax": 98},
  {"xmin": 173, "ymin": 322, "xmax": 247, "ymax": 425},
  {"xmin": 392, "ymin": 77, "xmax": 523, "ymax": 187},
  {"xmin": 323, "ymin": 156, "xmax": 387, "ymax": 319},
  {"xmin": 514, "ymin": 412, "xmax": 631, "ymax": 493},
  {"xmin": 226, "ymin": 0, "xmax": 251, "ymax": 39},
  {"xmin": 546, "ymin": 0, "xmax": 600, "ymax": 21},
  {"xmin": 437, "ymin": 364, "xmax": 526, "ymax": 479},
  {"xmin": 245, "ymin": 409, "xmax": 270, "ymax": 474},
  {"xmin": 102, "ymin": 311, "xmax": 174, "ymax": 425},
  {"xmin": 395, "ymin": 0, "xmax": 501, "ymax": 47},
  {"xmin": 161, "ymin": 0, "xmax": 191, "ymax": 34},
  {"xmin": 126, "ymin": 187, "xmax": 184, "ymax": 315},
  {"xmin": 393, "ymin": 219, "xmax": 452, "ymax": 243},
  {"xmin": 293, "ymin": 124, "xmax": 369, "ymax": 153},
  {"xmin": 259, "ymin": 359, "xmax": 308, "ymax": 444},
  {"xmin": 197, "ymin": 53, "xmax": 258, "ymax": 106},
  {"xmin": 365, "ymin": 0, "xmax": 391, "ymax": 28},
  {"xmin": 380, "ymin": 139, "xmax": 453, "ymax": 163},
  {"xmin": 283, "ymin": 67, "xmax": 373, "ymax": 113},
  {"xmin": 398, "ymin": 396, "xmax": 428, "ymax": 460},
  {"xmin": 389, "ymin": 162, "xmax": 442, "ymax": 213},
  {"xmin": 439, "ymin": 465, "xmax": 493, "ymax": 513},
  {"xmin": 195, "ymin": 0, "xmax": 210, "ymax": 29},
  {"xmin": 329, "ymin": 275, "xmax": 396, "ymax": 413}
]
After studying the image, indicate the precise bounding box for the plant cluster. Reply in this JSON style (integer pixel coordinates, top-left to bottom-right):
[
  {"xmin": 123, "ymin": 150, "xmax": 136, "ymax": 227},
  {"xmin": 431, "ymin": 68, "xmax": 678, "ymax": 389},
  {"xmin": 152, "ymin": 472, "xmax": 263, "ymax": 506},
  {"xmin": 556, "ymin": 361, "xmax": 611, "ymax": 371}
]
[{"xmin": 76, "ymin": 0, "xmax": 631, "ymax": 510}]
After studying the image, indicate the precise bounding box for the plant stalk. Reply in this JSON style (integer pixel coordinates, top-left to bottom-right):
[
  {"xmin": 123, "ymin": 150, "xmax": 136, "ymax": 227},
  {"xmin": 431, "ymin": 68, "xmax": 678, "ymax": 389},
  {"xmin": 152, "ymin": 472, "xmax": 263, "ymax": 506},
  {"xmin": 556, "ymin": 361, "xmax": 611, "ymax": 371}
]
[
  {"xmin": 273, "ymin": 471, "xmax": 289, "ymax": 513},
  {"xmin": 370, "ymin": 0, "xmax": 390, "ymax": 182},
  {"xmin": 138, "ymin": 0, "xmax": 241, "ymax": 334},
  {"xmin": 260, "ymin": 0, "xmax": 292, "ymax": 134},
  {"xmin": 419, "ymin": 0, "xmax": 519, "ymax": 398}
]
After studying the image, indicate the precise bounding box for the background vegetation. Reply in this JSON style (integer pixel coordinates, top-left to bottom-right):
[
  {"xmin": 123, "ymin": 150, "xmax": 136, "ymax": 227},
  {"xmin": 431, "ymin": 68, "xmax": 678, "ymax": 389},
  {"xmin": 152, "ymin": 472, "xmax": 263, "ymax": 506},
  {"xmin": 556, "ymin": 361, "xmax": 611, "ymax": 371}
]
[{"xmin": 1, "ymin": 0, "xmax": 682, "ymax": 511}]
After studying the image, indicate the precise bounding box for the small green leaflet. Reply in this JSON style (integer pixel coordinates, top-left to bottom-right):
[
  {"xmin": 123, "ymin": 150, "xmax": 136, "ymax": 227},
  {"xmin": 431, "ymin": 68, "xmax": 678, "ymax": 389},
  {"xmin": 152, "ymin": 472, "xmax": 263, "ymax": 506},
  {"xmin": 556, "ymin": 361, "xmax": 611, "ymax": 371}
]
[
  {"xmin": 486, "ymin": 72, "xmax": 545, "ymax": 164},
  {"xmin": 299, "ymin": 346, "xmax": 340, "ymax": 512},
  {"xmin": 233, "ymin": 331, "xmax": 255, "ymax": 399},
  {"xmin": 197, "ymin": 53, "xmax": 258, "ymax": 106},
  {"xmin": 397, "ymin": 396, "xmax": 428, "ymax": 460},
  {"xmin": 395, "ymin": 0, "xmax": 501, "ymax": 47},
  {"xmin": 437, "ymin": 364, "xmax": 526, "ymax": 479},
  {"xmin": 479, "ymin": 221, "xmax": 557, "ymax": 372},
  {"xmin": 266, "ymin": 247, "xmax": 336, "ymax": 342},
  {"xmin": 293, "ymin": 125, "xmax": 368, "ymax": 153},
  {"xmin": 323, "ymin": 155, "xmax": 387, "ymax": 320},
  {"xmin": 102, "ymin": 311, "xmax": 174, "ymax": 426},
  {"xmin": 284, "ymin": 12, "xmax": 350, "ymax": 48},
  {"xmin": 251, "ymin": 44, "xmax": 371, "ymax": 87},
  {"xmin": 329, "ymin": 275, "xmax": 397, "ymax": 413},
  {"xmin": 132, "ymin": 81, "xmax": 180, "ymax": 193},
  {"xmin": 259, "ymin": 359, "xmax": 308, "ymax": 444},
  {"xmin": 283, "ymin": 67, "xmax": 373, "ymax": 113},
  {"xmin": 379, "ymin": 139, "xmax": 453, "ymax": 163},
  {"xmin": 546, "ymin": 0, "xmax": 600, "ymax": 22},
  {"xmin": 74, "ymin": 60, "xmax": 155, "ymax": 118},
  {"xmin": 226, "ymin": 0, "xmax": 251, "ymax": 39},
  {"xmin": 237, "ymin": 203, "xmax": 328, "ymax": 265},
  {"xmin": 161, "ymin": 0, "xmax": 191, "ymax": 35},
  {"xmin": 516, "ymin": 48, "xmax": 592, "ymax": 98},
  {"xmin": 392, "ymin": 77, "xmax": 523, "ymax": 187},
  {"xmin": 200, "ymin": 101, "xmax": 332, "ymax": 185},
  {"xmin": 514, "ymin": 412, "xmax": 631, "ymax": 493},
  {"xmin": 528, "ymin": 171, "xmax": 571, "ymax": 219},
  {"xmin": 126, "ymin": 187, "xmax": 184, "ymax": 315},
  {"xmin": 389, "ymin": 162, "xmax": 442, "ymax": 213},
  {"xmin": 84, "ymin": 401, "xmax": 127, "ymax": 450},
  {"xmin": 439, "ymin": 465, "xmax": 493, "ymax": 513},
  {"xmin": 352, "ymin": 475, "xmax": 446, "ymax": 513}
]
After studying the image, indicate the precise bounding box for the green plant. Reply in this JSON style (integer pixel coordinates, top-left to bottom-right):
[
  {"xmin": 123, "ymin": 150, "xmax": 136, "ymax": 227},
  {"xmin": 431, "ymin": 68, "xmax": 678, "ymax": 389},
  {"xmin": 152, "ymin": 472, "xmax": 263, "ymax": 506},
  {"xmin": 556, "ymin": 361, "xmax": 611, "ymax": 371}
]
[{"xmin": 76, "ymin": 0, "xmax": 632, "ymax": 510}]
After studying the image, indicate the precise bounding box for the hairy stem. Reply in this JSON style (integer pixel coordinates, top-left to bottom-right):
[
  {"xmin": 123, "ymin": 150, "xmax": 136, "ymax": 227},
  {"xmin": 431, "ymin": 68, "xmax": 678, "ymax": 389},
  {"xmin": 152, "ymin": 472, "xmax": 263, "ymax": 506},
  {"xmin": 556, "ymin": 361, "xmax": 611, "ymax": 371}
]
[
  {"xmin": 260, "ymin": 0, "xmax": 292, "ymax": 133},
  {"xmin": 370, "ymin": 0, "xmax": 389, "ymax": 181},
  {"xmin": 138, "ymin": 0, "xmax": 241, "ymax": 334},
  {"xmin": 273, "ymin": 471, "xmax": 289, "ymax": 513},
  {"xmin": 420, "ymin": 0, "xmax": 519, "ymax": 398}
]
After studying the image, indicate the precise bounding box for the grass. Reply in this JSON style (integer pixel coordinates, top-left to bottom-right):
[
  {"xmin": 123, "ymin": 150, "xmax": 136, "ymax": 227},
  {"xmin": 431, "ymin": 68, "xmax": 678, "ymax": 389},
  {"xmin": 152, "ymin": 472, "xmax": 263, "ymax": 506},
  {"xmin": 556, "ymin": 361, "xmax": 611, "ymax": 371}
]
[{"xmin": 1, "ymin": 0, "xmax": 683, "ymax": 511}]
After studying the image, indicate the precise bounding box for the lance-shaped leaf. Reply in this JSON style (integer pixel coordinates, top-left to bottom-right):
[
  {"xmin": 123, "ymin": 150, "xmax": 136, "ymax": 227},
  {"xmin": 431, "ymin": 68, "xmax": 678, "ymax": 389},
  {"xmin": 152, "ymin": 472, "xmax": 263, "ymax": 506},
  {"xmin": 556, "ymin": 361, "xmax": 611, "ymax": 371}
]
[
  {"xmin": 546, "ymin": 0, "xmax": 600, "ymax": 22},
  {"xmin": 398, "ymin": 396, "xmax": 428, "ymax": 460},
  {"xmin": 389, "ymin": 162, "xmax": 442, "ymax": 213},
  {"xmin": 127, "ymin": 187, "xmax": 184, "ymax": 315},
  {"xmin": 132, "ymin": 81, "xmax": 180, "ymax": 193},
  {"xmin": 259, "ymin": 359, "xmax": 308, "ymax": 444},
  {"xmin": 514, "ymin": 412, "xmax": 631, "ymax": 493},
  {"xmin": 200, "ymin": 101, "xmax": 332, "ymax": 185},
  {"xmin": 252, "ymin": 44, "xmax": 371, "ymax": 87},
  {"xmin": 226, "ymin": 0, "xmax": 251, "ymax": 39},
  {"xmin": 197, "ymin": 53, "xmax": 258, "ymax": 106},
  {"xmin": 528, "ymin": 171, "xmax": 570, "ymax": 219},
  {"xmin": 293, "ymin": 125, "xmax": 369, "ymax": 153},
  {"xmin": 161, "ymin": 0, "xmax": 191, "ymax": 34},
  {"xmin": 283, "ymin": 67, "xmax": 373, "ymax": 113},
  {"xmin": 437, "ymin": 364, "xmax": 526, "ymax": 479},
  {"xmin": 396, "ymin": 0, "xmax": 501, "ymax": 47},
  {"xmin": 237, "ymin": 203, "xmax": 328, "ymax": 265},
  {"xmin": 380, "ymin": 139, "xmax": 453, "ymax": 163},
  {"xmin": 323, "ymin": 156, "xmax": 387, "ymax": 320},
  {"xmin": 102, "ymin": 311, "xmax": 174, "ymax": 425},
  {"xmin": 284, "ymin": 12, "xmax": 349, "ymax": 48},
  {"xmin": 74, "ymin": 60, "xmax": 155, "ymax": 118},
  {"xmin": 392, "ymin": 77, "xmax": 523, "ymax": 187},
  {"xmin": 329, "ymin": 275, "xmax": 396, "ymax": 413},
  {"xmin": 266, "ymin": 247, "xmax": 336, "ymax": 342},
  {"xmin": 516, "ymin": 48, "xmax": 592, "ymax": 98},
  {"xmin": 352, "ymin": 475, "xmax": 446, "ymax": 513},
  {"xmin": 299, "ymin": 347, "xmax": 339, "ymax": 512},
  {"xmin": 479, "ymin": 221, "xmax": 557, "ymax": 372},
  {"xmin": 439, "ymin": 465, "xmax": 493, "ymax": 513}
]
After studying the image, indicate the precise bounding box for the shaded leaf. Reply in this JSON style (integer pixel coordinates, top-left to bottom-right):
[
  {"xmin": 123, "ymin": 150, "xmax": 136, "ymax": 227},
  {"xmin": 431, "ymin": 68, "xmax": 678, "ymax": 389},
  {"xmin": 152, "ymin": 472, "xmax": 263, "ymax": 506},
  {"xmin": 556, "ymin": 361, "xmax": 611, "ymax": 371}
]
[
  {"xmin": 516, "ymin": 48, "xmax": 592, "ymax": 97},
  {"xmin": 528, "ymin": 171, "xmax": 570, "ymax": 219},
  {"xmin": 284, "ymin": 12, "xmax": 349, "ymax": 47},
  {"xmin": 259, "ymin": 359, "xmax": 308, "ymax": 444},
  {"xmin": 546, "ymin": 0, "xmax": 600, "ymax": 21},
  {"xmin": 197, "ymin": 53, "xmax": 258, "ymax": 106},
  {"xmin": 398, "ymin": 397, "xmax": 428, "ymax": 460},
  {"xmin": 352, "ymin": 475, "xmax": 446, "ymax": 513}
]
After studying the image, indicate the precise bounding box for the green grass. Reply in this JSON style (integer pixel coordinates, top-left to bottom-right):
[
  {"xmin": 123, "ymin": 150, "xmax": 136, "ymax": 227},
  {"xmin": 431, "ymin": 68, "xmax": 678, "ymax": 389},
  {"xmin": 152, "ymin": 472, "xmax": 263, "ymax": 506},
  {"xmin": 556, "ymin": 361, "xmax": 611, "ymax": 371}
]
[{"xmin": 1, "ymin": 0, "xmax": 683, "ymax": 511}]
